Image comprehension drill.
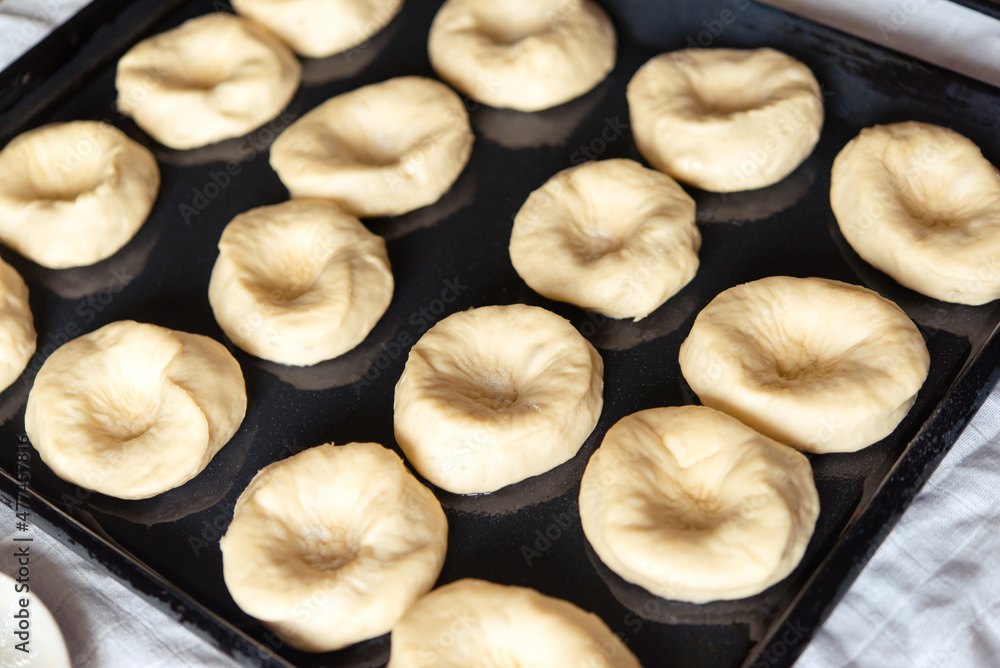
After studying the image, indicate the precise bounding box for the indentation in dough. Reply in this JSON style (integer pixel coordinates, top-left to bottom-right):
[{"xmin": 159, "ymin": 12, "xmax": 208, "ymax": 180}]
[
  {"xmin": 679, "ymin": 276, "xmax": 930, "ymax": 453},
  {"xmin": 393, "ymin": 304, "xmax": 603, "ymax": 494},
  {"xmin": 298, "ymin": 526, "xmax": 357, "ymax": 571}
]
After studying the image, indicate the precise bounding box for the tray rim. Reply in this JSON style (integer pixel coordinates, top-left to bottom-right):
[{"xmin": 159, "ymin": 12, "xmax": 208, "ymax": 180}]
[
  {"xmin": 0, "ymin": 468, "xmax": 292, "ymax": 668},
  {"xmin": 4, "ymin": 0, "xmax": 1000, "ymax": 666}
]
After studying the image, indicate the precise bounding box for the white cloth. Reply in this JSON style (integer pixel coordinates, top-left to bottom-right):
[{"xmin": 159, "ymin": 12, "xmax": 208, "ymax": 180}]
[
  {"xmin": 757, "ymin": 0, "xmax": 1000, "ymax": 89},
  {"xmin": 0, "ymin": 0, "xmax": 94, "ymax": 71},
  {"xmin": 0, "ymin": 520, "xmax": 238, "ymax": 666},
  {"xmin": 797, "ymin": 380, "xmax": 1000, "ymax": 667}
]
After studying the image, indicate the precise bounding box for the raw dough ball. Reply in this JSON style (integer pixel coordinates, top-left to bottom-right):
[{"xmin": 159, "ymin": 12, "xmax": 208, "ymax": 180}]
[
  {"xmin": 428, "ymin": 0, "xmax": 616, "ymax": 112},
  {"xmin": 116, "ymin": 13, "xmax": 301, "ymax": 149},
  {"xmin": 394, "ymin": 304, "xmax": 603, "ymax": 494},
  {"xmin": 627, "ymin": 48, "xmax": 823, "ymax": 192},
  {"xmin": 220, "ymin": 442, "xmax": 448, "ymax": 652},
  {"xmin": 0, "ymin": 121, "xmax": 159, "ymax": 268},
  {"xmin": 208, "ymin": 199, "xmax": 393, "ymax": 366},
  {"xmin": 510, "ymin": 159, "xmax": 700, "ymax": 320},
  {"xmin": 0, "ymin": 257, "xmax": 35, "ymax": 393},
  {"xmin": 580, "ymin": 405, "xmax": 819, "ymax": 603},
  {"xmin": 270, "ymin": 76, "xmax": 473, "ymax": 217},
  {"xmin": 387, "ymin": 578, "xmax": 641, "ymax": 668},
  {"xmin": 25, "ymin": 321, "xmax": 247, "ymax": 499},
  {"xmin": 679, "ymin": 276, "xmax": 930, "ymax": 454},
  {"xmin": 231, "ymin": 0, "xmax": 403, "ymax": 58},
  {"xmin": 831, "ymin": 121, "xmax": 1000, "ymax": 305}
]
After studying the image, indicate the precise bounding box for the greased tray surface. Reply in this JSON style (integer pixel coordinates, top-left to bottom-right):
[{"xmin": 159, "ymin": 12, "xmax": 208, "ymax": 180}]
[{"xmin": 2, "ymin": 1, "xmax": 1000, "ymax": 666}]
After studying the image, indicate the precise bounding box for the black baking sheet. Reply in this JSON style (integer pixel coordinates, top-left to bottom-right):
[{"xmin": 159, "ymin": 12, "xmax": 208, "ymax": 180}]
[{"xmin": 2, "ymin": 1, "xmax": 1000, "ymax": 667}]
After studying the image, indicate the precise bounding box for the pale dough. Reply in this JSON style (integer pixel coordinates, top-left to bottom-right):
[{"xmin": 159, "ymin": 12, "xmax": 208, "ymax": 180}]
[
  {"xmin": 627, "ymin": 48, "xmax": 823, "ymax": 192},
  {"xmin": 231, "ymin": 0, "xmax": 403, "ymax": 58},
  {"xmin": 393, "ymin": 304, "xmax": 604, "ymax": 494},
  {"xmin": 25, "ymin": 321, "xmax": 247, "ymax": 499},
  {"xmin": 510, "ymin": 158, "xmax": 700, "ymax": 321},
  {"xmin": 580, "ymin": 405, "xmax": 819, "ymax": 603},
  {"xmin": 208, "ymin": 199, "xmax": 393, "ymax": 366},
  {"xmin": 0, "ymin": 121, "xmax": 159, "ymax": 268},
  {"xmin": 220, "ymin": 442, "xmax": 448, "ymax": 652},
  {"xmin": 678, "ymin": 276, "xmax": 930, "ymax": 454},
  {"xmin": 0, "ymin": 257, "xmax": 35, "ymax": 393},
  {"xmin": 116, "ymin": 13, "xmax": 301, "ymax": 149},
  {"xmin": 387, "ymin": 578, "xmax": 641, "ymax": 668},
  {"xmin": 0, "ymin": 572, "xmax": 70, "ymax": 668},
  {"xmin": 831, "ymin": 121, "xmax": 1000, "ymax": 305},
  {"xmin": 270, "ymin": 76, "xmax": 473, "ymax": 217},
  {"xmin": 428, "ymin": 0, "xmax": 616, "ymax": 112}
]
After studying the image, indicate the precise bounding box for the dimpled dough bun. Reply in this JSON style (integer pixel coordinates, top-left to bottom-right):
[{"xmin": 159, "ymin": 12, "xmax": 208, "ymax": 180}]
[
  {"xmin": 627, "ymin": 48, "xmax": 823, "ymax": 192},
  {"xmin": 231, "ymin": 0, "xmax": 404, "ymax": 58},
  {"xmin": 0, "ymin": 121, "xmax": 159, "ymax": 269},
  {"xmin": 0, "ymin": 257, "xmax": 35, "ymax": 393},
  {"xmin": 116, "ymin": 13, "xmax": 301, "ymax": 149},
  {"xmin": 208, "ymin": 199, "xmax": 393, "ymax": 366},
  {"xmin": 269, "ymin": 76, "xmax": 473, "ymax": 217},
  {"xmin": 387, "ymin": 579, "xmax": 642, "ymax": 668},
  {"xmin": 25, "ymin": 321, "xmax": 247, "ymax": 499},
  {"xmin": 580, "ymin": 405, "xmax": 819, "ymax": 603},
  {"xmin": 678, "ymin": 276, "xmax": 930, "ymax": 454},
  {"xmin": 220, "ymin": 442, "xmax": 448, "ymax": 652},
  {"xmin": 510, "ymin": 159, "xmax": 700, "ymax": 321},
  {"xmin": 428, "ymin": 0, "xmax": 616, "ymax": 112},
  {"xmin": 831, "ymin": 121, "xmax": 1000, "ymax": 305},
  {"xmin": 393, "ymin": 304, "xmax": 604, "ymax": 494}
]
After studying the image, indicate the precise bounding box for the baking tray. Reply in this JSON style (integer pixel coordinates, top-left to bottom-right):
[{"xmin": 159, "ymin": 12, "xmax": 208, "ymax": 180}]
[{"xmin": 2, "ymin": 0, "xmax": 999, "ymax": 666}]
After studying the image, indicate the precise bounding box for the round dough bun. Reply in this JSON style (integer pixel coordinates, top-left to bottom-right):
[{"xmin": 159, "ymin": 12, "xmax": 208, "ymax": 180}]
[
  {"xmin": 232, "ymin": 0, "xmax": 404, "ymax": 58},
  {"xmin": 510, "ymin": 158, "xmax": 700, "ymax": 321},
  {"xmin": 428, "ymin": 0, "xmax": 616, "ymax": 112},
  {"xmin": 270, "ymin": 76, "xmax": 473, "ymax": 217},
  {"xmin": 387, "ymin": 578, "xmax": 641, "ymax": 668},
  {"xmin": 831, "ymin": 121, "xmax": 1000, "ymax": 305},
  {"xmin": 627, "ymin": 48, "xmax": 823, "ymax": 192},
  {"xmin": 116, "ymin": 13, "xmax": 301, "ymax": 150},
  {"xmin": 580, "ymin": 405, "xmax": 819, "ymax": 603},
  {"xmin": 220, "ymin": 442, "xmax": 448, "ymax": 652},
  {"xmin": 0, "ymin": 257, "xmax": 34, "ymax": 393},
  {"xmin": 208, "ymin": 199, "xmax": 393, "ymax": 366},
  {"xmin": 679, "ymin": 276, "xmax": 930, "ymax": 454},
  {"xmin": 25, "ymin": 321, "xmax": 247, "ymax": 499},
  {"xmin": 0, "ymin": 121, "xmax": 159, "ymax": 268},
  {"xmin": 394, "ymin": 304, "xmax": 604, "ymax": 494}
]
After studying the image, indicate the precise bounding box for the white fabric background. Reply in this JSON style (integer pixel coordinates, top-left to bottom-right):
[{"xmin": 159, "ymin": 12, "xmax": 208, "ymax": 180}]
[
  {"xmin": 797, "ymin": 381, "xmax": 1000, "ymax": 668},
  {"xmin": 0, "ymin": 0, "xmax": 94, "ymax": 71},
  {"xmin": 0, "ymin": 523, "xmax": 237, "ymax": 666},
  {"xmin": 2, "ymin": 1, "xmax": 1000, "ymax": 666},
  {"xmin": 757, "ymin": 0, "xmax": 1000, "ymax": 88}
]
